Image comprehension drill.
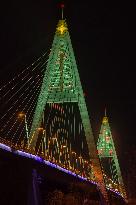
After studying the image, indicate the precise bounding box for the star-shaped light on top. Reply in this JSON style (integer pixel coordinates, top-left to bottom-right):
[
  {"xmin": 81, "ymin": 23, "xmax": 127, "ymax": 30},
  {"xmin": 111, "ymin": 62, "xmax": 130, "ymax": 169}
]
[
  {"xmin": 56, "ymin": 20, "xmax": 68, "ymax": 35},
  {"xmin": 102, "ymin": 116, "xmax": 108, "ymax": 124}
]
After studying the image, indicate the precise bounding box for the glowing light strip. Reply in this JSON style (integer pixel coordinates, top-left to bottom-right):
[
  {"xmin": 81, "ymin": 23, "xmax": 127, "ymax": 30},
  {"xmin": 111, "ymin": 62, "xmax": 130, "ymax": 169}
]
[{"xmin": 0, "ymin": 142, "xmax": 96, "ymax": 184}]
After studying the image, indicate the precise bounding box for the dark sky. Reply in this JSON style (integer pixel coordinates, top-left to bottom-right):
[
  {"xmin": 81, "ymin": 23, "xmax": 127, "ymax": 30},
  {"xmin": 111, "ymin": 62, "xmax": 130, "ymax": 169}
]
[{"xmin": 0, "ymin": 1, "xmax": 135, "ymax": 172}]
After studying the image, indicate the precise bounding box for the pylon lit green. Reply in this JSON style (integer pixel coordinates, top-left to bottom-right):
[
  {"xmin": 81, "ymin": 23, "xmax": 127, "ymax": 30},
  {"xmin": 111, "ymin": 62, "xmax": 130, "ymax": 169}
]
[
  {"xmin": 28, "ymin": 18, "xmax": 109, "ymax": 204},
  {"xmin": 97, "ymin": 109, "xmax": 127, "ymax": 201}
]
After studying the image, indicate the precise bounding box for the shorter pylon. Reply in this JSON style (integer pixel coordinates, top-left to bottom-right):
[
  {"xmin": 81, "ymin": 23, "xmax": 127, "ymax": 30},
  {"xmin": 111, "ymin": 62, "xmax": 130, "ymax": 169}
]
[{"xmin": 97, "ymin": 109, "xmax": 127, "ymax": 201}]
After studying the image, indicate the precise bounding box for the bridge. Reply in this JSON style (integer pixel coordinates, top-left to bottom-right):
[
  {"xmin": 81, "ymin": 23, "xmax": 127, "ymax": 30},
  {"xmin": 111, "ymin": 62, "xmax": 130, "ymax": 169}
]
[
  {"xmin": 0, "ymin": 142, "xmax": 126, "ymax": 205},
  {"xmin": 0, "ymin": 8, "xmax": 127, "ymax": 205}
]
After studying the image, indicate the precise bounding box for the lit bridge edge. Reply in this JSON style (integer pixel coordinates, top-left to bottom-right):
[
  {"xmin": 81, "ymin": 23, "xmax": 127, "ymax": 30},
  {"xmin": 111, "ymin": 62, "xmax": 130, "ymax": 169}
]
[{"xmin": 0, "ymin": 142, "xmax": 124, "ymax": 200}]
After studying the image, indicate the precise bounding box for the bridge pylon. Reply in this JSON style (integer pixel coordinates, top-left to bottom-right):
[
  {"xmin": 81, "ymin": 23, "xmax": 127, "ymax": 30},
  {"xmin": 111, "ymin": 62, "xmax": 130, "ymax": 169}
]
[
  {"xmin": 28, "ymin": 17, "xmax": 109, "ymax": 204},
  {"xmin": 97, "ymin": 109, "xmax": 127, "ymax": 202}
]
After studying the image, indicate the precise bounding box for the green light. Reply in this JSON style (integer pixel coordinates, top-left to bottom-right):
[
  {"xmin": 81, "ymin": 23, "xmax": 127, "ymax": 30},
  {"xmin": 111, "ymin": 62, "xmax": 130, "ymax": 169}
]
[
  {"xmin": 28, "ymin": 17, "xmax": 111, "ymax": 203},
  {"xmin": 97, "ymin": 114, "xmax": 127, "ymax": 200}
]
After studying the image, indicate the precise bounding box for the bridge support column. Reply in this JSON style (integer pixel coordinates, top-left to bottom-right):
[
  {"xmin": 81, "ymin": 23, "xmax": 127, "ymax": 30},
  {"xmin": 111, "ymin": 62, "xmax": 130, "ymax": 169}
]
[{"xmin": 28, "ymin": 169, "xmax": 42, "ymax": 205}]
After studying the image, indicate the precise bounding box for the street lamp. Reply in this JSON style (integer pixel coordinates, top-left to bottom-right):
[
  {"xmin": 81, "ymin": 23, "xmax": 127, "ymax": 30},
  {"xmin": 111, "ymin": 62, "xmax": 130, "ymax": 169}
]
[
  {"xmin": 18, "ymin": 113, "xmax": 29, "ymax": 140},
  {"xmin": 37, "ymin": 127, "xmax": 44, "ymax": 132}
]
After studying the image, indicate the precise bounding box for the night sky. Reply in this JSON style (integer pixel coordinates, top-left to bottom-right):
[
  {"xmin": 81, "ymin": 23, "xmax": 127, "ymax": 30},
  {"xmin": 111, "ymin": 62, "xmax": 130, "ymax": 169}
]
[{"xmin": 0, "ymin": 1, "xmax": 135, "ymax": 179}]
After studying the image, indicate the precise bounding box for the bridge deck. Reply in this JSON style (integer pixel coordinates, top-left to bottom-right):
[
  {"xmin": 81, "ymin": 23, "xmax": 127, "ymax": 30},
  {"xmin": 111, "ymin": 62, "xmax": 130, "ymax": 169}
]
[{"xmin": 0, "ymin": 143, "xmax": 126, "ymax": 205}]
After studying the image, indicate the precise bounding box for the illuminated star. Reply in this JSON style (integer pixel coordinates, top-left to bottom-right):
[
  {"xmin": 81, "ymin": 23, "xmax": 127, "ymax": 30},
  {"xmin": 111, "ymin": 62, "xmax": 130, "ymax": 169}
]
[
  {"xmin": 57, "ymin": 22, "xmax": 67, "ymax": 35},
  {"xmin": 102, "ymin": 116, "xmax": 108, "ymax": 124}
]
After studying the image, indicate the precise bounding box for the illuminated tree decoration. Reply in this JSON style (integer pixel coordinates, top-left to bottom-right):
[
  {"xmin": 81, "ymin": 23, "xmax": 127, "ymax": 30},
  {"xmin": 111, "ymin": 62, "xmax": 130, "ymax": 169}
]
[
  {"xmin": 97, "ymin": 115, "xmax": 114, "ymax": 157},
  {"xmin": 28, "ymin": 16, "xmax": 109, "ymax": 204},
  {"xmin": 97, "ymin": 111, "xmax": 127, "ymax": 200}
]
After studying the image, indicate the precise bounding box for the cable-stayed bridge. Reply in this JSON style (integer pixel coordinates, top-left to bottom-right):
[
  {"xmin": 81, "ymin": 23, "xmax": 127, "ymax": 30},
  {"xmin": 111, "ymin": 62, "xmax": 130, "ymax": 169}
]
[{"xmin": 0, "ymin": 18, "xmax": 127, "ymax": 205}]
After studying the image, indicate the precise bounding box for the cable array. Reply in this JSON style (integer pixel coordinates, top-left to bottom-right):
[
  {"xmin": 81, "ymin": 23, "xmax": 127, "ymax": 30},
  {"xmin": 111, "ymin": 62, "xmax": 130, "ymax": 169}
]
[{"xmin": 0, "ymin": 50, "xmax": 50, "ymax": 146}]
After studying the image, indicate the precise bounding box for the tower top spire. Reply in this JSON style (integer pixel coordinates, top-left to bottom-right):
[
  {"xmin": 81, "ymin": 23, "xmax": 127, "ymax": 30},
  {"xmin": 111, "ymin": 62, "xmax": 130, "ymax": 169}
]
[
  {"xmin": 102, "ymin": 107, "xmax": 108, "ymax": 124},
  {"xmin": 56, "ymin": 4, "xmax": 67, "ymax": 35},
  {"xmin": 60, "ymin": 3, "xmax": 65, "ymax": 19},
  {"xmin": 104, "ymin": 107, "xmax": 107, "ymax": 116}
]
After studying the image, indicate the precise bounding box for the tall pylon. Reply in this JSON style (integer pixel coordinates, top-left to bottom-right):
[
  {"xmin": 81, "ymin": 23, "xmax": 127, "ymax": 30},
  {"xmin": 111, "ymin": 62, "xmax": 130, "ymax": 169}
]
[
  {"xmin": 97, "ymin": 109, "xmax": 127, "ymax": 201},
  {"xmin": 28, "ymin": 8, "xmax": 109, "ymax": 204}
]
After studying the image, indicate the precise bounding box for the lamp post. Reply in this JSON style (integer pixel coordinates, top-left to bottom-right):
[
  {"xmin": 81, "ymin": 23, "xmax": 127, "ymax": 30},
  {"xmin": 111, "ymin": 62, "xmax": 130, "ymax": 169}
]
[{"xmin": 18, "ymin": 113, "xmax": 29, "ymax": 141}]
